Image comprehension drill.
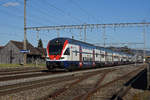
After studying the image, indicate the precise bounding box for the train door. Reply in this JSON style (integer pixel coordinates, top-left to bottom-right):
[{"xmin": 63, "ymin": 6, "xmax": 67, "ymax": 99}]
[
  {"xmin": 93, "ymin": 49, "xmax": 95, "ymax": 67},
  {"xmin": 70, "ymin": 45, "xmax": 73, "ymax": 61},
  {"xmin": 79, "ymin": 46, "xmax": 82, "ymax": 67},
  {"xmin": 100, "ymin": 50, "xmax": 101, "ymax": 62},
  {"xmin": 105, "ymin": 52, "xmax": 108, "ymax": 64},
  {"xmin": 112, "ymin": 52, "xmax": 114, "ymax": 64}
]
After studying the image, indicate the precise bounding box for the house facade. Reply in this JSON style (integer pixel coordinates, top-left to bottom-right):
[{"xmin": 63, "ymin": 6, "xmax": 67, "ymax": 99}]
[{"xmin": 0, "ymin": 40, "xmax": 46, "ymax": 64}]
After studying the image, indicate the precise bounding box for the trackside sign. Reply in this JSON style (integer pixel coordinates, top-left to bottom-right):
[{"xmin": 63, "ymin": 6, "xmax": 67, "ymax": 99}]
[{"xmin": 20, "ymin": 50, "xmax": 30, "ymax": 53}]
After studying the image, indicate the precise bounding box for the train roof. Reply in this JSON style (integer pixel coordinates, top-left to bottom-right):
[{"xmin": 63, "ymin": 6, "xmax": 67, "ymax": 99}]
[
  {"xmin": 50, "ymin": 37, "xmax": 132, "ymax": 56},
  {"xmin": 50, "ymin": 37, "xmax": 94, "ymax": 47}
]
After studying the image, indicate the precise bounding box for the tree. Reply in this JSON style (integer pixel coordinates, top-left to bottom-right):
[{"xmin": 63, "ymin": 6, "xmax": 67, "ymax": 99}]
[{"xmin": 38, "ymin": 39, "xmax": 43, "ymax": 48}]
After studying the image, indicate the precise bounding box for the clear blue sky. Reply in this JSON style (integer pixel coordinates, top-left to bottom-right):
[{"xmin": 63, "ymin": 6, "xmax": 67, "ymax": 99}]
[{"xmin": 0, "ymin": 0, "xmax": 150, "ymax": 49}]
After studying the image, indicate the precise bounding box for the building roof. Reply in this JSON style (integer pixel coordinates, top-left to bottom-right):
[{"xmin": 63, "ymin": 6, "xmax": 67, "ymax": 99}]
[
  {"xmin": 10, "ymin": 40, "xmax": 41, "ymax": 55},
  {"xmin": 36, "ymin": 47, "xmax": 47, "ymax": 57}
]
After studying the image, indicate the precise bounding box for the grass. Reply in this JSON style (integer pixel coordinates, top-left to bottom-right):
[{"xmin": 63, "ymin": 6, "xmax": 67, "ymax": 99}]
[
  {"xmin": 0, "ymin": 64, "xmax": 21, "ymax": 68},
  {"xmin": 133, "ymin": 91, "xmax": 150, "ymax": 100}
]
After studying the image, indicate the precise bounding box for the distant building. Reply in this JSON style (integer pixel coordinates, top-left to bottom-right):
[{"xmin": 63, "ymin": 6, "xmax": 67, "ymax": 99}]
[{"xmin": 0, "ymin": 40, "xmax": 46, "ymax": 64}]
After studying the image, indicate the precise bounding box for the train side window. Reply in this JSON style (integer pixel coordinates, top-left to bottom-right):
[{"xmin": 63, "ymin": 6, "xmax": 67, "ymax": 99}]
[
  {"xmin": 101, "ymin": 54, "xmax": 104, "ymax": 58},
  {"xmin": 75, "ymin": 50, "xmax": 77, "ymax": 56},
  {"xmin": 64, "ymin": 48, "xmax": 70, "ymax": 55},
  {"xmin": 96, "ymin": 53, "xmax": 98, "ymax": 57}
]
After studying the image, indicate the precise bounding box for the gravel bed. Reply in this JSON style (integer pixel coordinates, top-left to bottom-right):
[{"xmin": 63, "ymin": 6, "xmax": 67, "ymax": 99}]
[
  {"xmin": 91, "ymin": 66, "xmax": 144, "ymax": 100},
  {"xmin": 0, "ymin": 64, "xmax": 132, "ymax": 87},
  {"xmin": 52, "ymin": 73, "xmax": 104, "ymax": 100},
  {"xmin": 0, "ymin": 64, "xmax": 143, "ymax": 100},
  {"xmin": 123, "ymin": 88, "xmax": 144, "ymax": 100},
  {"xmin": 92, "ymin": 81, "xmax": 121, "ymax": 100},
  {"xmin": 0, "ymin": 67, "xmax": 45, "ymax": 72},
  {"xmin": 101, "ymin": 65, "xmax": 142, "ymax": 84},
  {"xmin": 0, "ymin": 72, "xmax": 43, "ymax": 78},
  {"xmin": 131, "ymin": 90, "xmax": 150, "ymax": 100},
  {"xmin": 0, "ymin": 79, "xmax": 76, "ymax": 100}
]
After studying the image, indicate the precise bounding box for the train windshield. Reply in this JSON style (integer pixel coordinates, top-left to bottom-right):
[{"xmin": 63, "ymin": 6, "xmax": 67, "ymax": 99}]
[{"xmin": 49, "ymin": 44, "xmax": 63, "ymax": 55}]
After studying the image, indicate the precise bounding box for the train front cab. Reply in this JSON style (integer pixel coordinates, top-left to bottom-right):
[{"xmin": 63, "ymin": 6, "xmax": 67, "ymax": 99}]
[{"xmin": 46, "ymin": 38, "xmax": 71, "ymax": 70}]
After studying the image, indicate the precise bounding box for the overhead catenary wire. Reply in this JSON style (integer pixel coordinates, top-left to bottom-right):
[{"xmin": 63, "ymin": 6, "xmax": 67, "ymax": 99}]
[
  {"xmin": 26, "ymin": 22, "xmax": 150, "ymax": 50},
  {"xmin": 1, "ymin": 0, "xmax": 150, "ymax": 51},
  {"xmin": 41, "ymin": 0, "xmax": 83, "ymax": 24},
  {"xmin": 68, "ymin": 0, "xmax": 100, "ymax": 23},
  {"xmin": 37, "ymin": 0, "xmax": 75, "ymax": 24},
  {"xmin": 0, "ymin": 0, "xmax": 60, "ymax": 26},
  {"xmin": 0, "ymin": 1, "xmax": 47, "ymax": 27},
  {"xmin": 26, "ymin": 22, "xmax": 150, "ymax": 30},
  {"xmin": 26, "ymin": 1, "xmax": 60, "ymax": 25}
]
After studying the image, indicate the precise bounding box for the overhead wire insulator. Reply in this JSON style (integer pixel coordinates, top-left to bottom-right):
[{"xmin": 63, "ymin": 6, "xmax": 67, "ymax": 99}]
[
  {"xmin": 114, "ymin": 25, "xmax": 116, "ymax": 32},
  {"xmin": 36, "ymin": 29, "xmax": 40, "ymax": 46},
  {"xmin": 90, "ymin": 27, "xmax": 93, "ymax": 32},
  {"xmin": 79, "ymin": 28, "xmax": 82, "ymax": 41},
  {"xmin": 56, "ymin": 29, "xmax": 60, "ymax": 37}
]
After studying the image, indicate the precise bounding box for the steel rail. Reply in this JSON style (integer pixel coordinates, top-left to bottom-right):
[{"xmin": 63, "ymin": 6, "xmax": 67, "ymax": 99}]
[
  {"xmin": 72, "ymin": 70, "xmax": 112, "ymax": 100},
  {"xmin": 0, "ymin": 69, "xmax": 44, "ymax": 75},
  {"xmin": 0, "ymin": 67, "xmax": 45, "ymax": 73},
  {"xmin": 0, "ymin": 74, "xmax": 78, "ymax": 96},
  {"xmin": 73, "ymin": 65, "xmax": 146, "ymax": 100},
  {"xmin": 113, "ymin": 68, "xmax": 146, "ymax": 100},
  {"xmin": 0, "ymin": 72, "xmax": 55, "ymax": 82},
  {"xmin": 45, "ymin": 69, "xmax": 114, "ymax": 100},
  {"xmin": 0, "ymin": 68, "xmax": 113, "ymax": 97}
]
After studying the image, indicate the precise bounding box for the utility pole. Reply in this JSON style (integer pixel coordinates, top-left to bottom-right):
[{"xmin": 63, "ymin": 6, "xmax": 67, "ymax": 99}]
[
  {"xmin": 36, "ymin": 29, "xmax": 39, "ymax": 46},
  {"xmin": 84, "ymin": 25, "xmax": 86, "ymax": 42},
  {"xmin": 147, "ymin": 63, "xmax": 150, "ymax": 89},
  {"xmin": 103, "ymin": 26, "xmax": 106, "ymax": 47},
  {"xmin": 143, "ymin": 25, "xmax": 146, "ymax": 64},
  {"xmin": 24, "ymin": 0, "xmax": 27, "ymax": 65},
  {"xmin": 57, "ymin": 29, "xmax": 60, "ymax": 37},
  {"xmin": 79, "ymin": 28, "xmax": 82, "ymax": 41},
  {"xmin": 135, "ymin": 44, "xmax": 137, "ymax": 66}
]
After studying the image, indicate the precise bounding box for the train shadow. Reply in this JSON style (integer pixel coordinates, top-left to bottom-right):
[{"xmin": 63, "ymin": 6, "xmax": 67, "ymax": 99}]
[
  {"xmin": 125, "ymin": 68, "xmax": 147, "ymax": 90},
  {"xmin": 41, "ymin": 69, "xmax": 68, "ymax": 73},
  {"xmin": 110, "ymin": 68, "xmax": 148, "ymax": 100}
]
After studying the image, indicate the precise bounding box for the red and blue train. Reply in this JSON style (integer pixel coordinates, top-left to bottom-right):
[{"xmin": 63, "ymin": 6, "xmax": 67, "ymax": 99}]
[{"xmin": 46, "ymin": 37, "xmax": 133, "ymax": 71}]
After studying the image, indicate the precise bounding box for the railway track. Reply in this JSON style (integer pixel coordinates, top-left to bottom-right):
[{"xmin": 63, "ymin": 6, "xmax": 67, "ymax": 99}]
[
  {"xmin": 0, "ymin": 68, "xmax": 111, "ymax": 96},
  {"xmin": 0, "ymin": 74, "xmax": 76, "ymax": 96},
  {"xmin": 111, "ymin": 68, "xmax": 146, "ymax": 100},
  {"xmin": 0, "ymin": 71, "xmax": 56, "ymax": 82},
  {"xmin": 0, "ymin": 69, "xmax": 45, "ymax": 76},
  {"xmin": 0, "ymin": 64, "xmax": 136, "ymax": 82},
  {"xmin": 0, "ymin": 67, "xmax": 46, "ymax": 73},
  {"xmin": 0, "ymin": 64, "xmax": 145, "ymax": 100},
  {"xmin": 73, "ymin": 65, "xmax": 146, "ymax": 100},
  {"xmin": 0, "ymin": 67, "xmax": 47, "ymax": 76},
  {"xmin": 47, "ymin": 69, "xmax": 115, "ymax": 99},
  {"xmin": 39, "ymin": 64, "xmax": 146, "ymax": 100}
]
